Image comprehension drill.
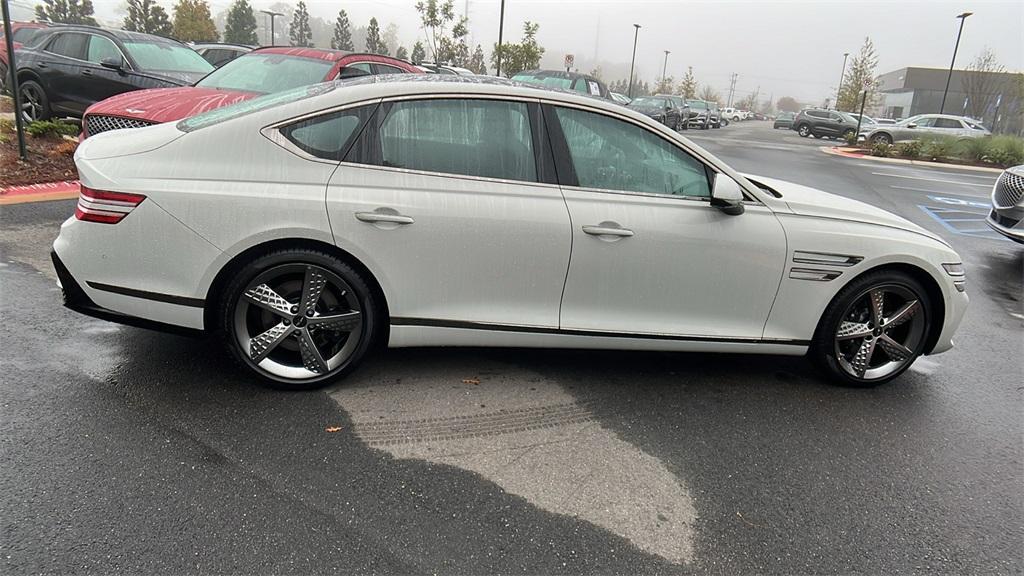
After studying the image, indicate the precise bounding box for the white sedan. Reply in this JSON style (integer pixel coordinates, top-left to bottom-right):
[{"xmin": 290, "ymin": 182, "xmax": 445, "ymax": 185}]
[{"xmin": 53, "ymin": 76, "xmax": 968, "ymax": 389}]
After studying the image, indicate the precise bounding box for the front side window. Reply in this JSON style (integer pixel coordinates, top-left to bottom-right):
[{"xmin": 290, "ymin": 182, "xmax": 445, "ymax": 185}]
[
  {"xmin": 281, "ymin": 105, "xmax": 375, "ymax": 161},
  {"xmin": 911, "ymin": 116, "xmax": 935, "ymax": 127},
  {"xmin": 196, "ymin": 53, "xmax": 329, "ymax": 93},
  {"xmin": 86, "ymin": 35, "xmax": 121, "ymax": 64},
  {"xmin": 122, "ymin": 40, "xmax": 212, "ymax": 73},
  {"xmin": 554, "ymin": 106, "xmax": 710, "ymax": 198},
  {"xmin": 46, "ymin": 33, "xmax": 88, "ymax": 60},
  {"xmin": 377, "ymin": 99, "xmax": 536, "ymax": 182}
]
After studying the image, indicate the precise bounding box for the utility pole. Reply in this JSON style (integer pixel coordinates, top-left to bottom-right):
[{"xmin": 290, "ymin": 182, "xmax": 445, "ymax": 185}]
[
  {"xmin": 726, "ymin": 73, "xmax": 738, "ymax": 107},
  {"xmin": 940, "ymin": 11, "xmax": 972, "ymax": 114},
  {"xmin": 260, "ymin": 10, "xmax": 283, "ymax": 46},
  {"xmin": 661, "ymin": 50, "xmax": 670, "ymax": 88},
  {"xmin": 835, "ymin": 52, "xmax": 849, "ymax": 110},
  {"xmin": 495, "ymin": 0, "xmax": 506, "ymax": 77},
  {"xmin": 627, "ymin": 23, "xmax": 641, "ymax": 98},
  {"xmin": 2, "ymin": 0, "xmax": 26, "ymax": 160}
]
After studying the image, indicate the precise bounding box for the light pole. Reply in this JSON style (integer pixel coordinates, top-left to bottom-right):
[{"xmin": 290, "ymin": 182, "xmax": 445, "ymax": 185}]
[
  {"xmin": 495, "ymin": 0, "xmax": 506, "ymax": 77},
  {"xmin": 627, "ymin": 23, "xmax": 641, "ymax": 98},
  {"xmin": 661, "ymin": 50, "xmax": 670, "ymax": 89},
  {"xmin": 260, "ymin": 10, "xmax": 283, "ymax": 46},
  {"xmin": 835, "ymin": 52, "xmax": 849, "ymax": 110},
  {"xmin": 940, "ymin": 11, "xmax": 972, "ymax": 114}
]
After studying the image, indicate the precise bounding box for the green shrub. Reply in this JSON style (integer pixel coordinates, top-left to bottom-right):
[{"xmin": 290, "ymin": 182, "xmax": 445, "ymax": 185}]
[
  {"xmin": 25, "ymin": 120, "xmax": 79, "ymax": 138},
  {"xmin": 843, "ymin": 131, "xmax": 859, "ymax": 146},
  {"xmin": 958, "ymin": 137, "xmax": 990, "ymax": 163},
  {"xmin": 0, "ymin": 117, "xmax": 13, "ymax": 135},
  {"xmin": 870, "ymin": 141, "xmax": 893, "ymax": 157},
  {"xmin": 894, "ymin": 140, "xmax": 922, "ymax": 158},
  {"xmin": 981, "ymin": 135, "xmax": 1024, "ymax": 167}
]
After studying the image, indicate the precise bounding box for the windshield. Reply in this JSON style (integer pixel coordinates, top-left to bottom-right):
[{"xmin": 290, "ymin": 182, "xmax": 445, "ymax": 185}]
[
  {"xmin": 122, "ymin": 41, "xmax": 213, "ymax": 74},
  {"xmin": 686, "ymin": 100, "xmax": 707, "ymax": 110},
  {"xmin": 178, "ymin": 82, "xmax": 336, "ymax": 132},
  {"xmin": 196, "ymin": 53, "xmax": 335, "ymax": 94},
  {"xmin": 630, "ymin": 97, "xmax": 665, "ymax": 110}
]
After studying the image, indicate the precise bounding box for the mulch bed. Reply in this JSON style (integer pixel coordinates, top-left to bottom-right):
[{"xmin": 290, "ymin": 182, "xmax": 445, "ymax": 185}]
[
  {"xmin": 0, "ymin": 96, "xmax": 13, "ymax": 113},
  {"xmin": 1, "ymin": 134, "xmax": 78, "ymax": 187}
]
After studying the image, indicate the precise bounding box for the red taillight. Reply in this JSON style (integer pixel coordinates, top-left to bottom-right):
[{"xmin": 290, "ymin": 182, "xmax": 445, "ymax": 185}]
[{"xmin": 75, "ymin": 185, "xmax": 146, "ymax": 224}]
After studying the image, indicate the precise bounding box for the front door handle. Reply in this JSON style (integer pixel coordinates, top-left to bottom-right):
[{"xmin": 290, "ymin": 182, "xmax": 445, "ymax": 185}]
[
  {"xmin": 582, "ymin": 224, "xmax": 634, "ymax": 237},
  {"xmin": 355, "ymin": 211, "xmax": 414, "ymax": 225},
  {"xmin": 81, "ymin": 69, "xmax": 93, "ymax": 76}
]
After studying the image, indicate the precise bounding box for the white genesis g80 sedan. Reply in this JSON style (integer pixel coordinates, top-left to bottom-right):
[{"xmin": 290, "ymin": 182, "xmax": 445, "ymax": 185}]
[{"xmin": 53, "ymin": 76, "xmax": 968, "ymax": 389}]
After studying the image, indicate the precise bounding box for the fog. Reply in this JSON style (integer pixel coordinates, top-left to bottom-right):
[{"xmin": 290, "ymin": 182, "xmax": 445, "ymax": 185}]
[{"xmin": 26, "ymin": 0, "xmax": 1024, "ymax": 104}]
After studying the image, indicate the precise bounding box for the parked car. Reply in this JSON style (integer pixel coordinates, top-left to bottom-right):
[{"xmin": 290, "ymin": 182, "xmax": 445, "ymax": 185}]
[
  {"xmin": 685, "ymin": 99, "xmax": 711, "ymax": 129},
  {"xmin": 847, "ymin": 112, "xmax": 876, "ymax": 127},
  {"xmin": 417, "ymin": 61, "xmax": 475, "ymax": 75},
  {"xmin": 875, "ymin": 118, "xmax": 898, "ymax": 125},
  {"xmin": 192, "ymin": 42, "xmax": 252, "ymax": 67},
  {"xmin": 510, "ymin": 69, "xmax": 610, "ymax": 99},
  {"xmin": 721, "ymin": 107, "xmax": 743, "ymax": 122},
  {"xmin": 865, "ymin": 114, "xmax": 990, "ymax": 145},
  {"xmin": 773, "ymin": 111, "xmax": 795, "ymax": 129},
  {"xmin": 82, "ymin": 47, "xmax": 421, "ymax": 137},
  {"xmin": 0, "ymin": 21, "xmax": 47, "ymax": 93},
  {"xmin": 628, "ymin": 95, "xmax": 686, "ymax": 131},
  {"xmin": 986, "ymin": 165, "xmax": 1024, "ymax": 244},
  {"xmin": 54, "ymin": 75, "xmax": 966, "ymax": 390},
  {"xmin": 792, "ymin": 108, "xmax": 859, "ymax": 140},
  {"xmin": 609, "ymin": 92, "xmax": 631, "ymax": 105},
  {"xmin": 655, "ymin": 94, "xmax": 690, "ymax": 130},
  {"xmin": 14, "ymin": 26, "xmax": 214, "ymax": 122}
]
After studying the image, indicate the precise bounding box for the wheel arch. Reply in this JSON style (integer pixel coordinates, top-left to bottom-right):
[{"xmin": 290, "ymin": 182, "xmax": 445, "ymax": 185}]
[
  {"xmin": 203, "ymin": 237, "xmax": 391, "ymax": 346},
  {"xmin": 811, "ymin": 262, "xmax": 946, "ymax": 355},
  {"xmin": 15, "ymin": 68, "xmax": 42, "ymax": 85}
]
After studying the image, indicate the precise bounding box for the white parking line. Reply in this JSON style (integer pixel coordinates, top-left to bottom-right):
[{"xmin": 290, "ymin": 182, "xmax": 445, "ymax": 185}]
[
  {"xmin": 890, "ymin": 185, "xmax": 989, "ymax": 199},
  {"xmin": 870, "ymin": 172, "xmax": 993, "ymax": 187},
  {"xmin": 856, "ymin": 163, "xmax": 998, "ymax": 180}
]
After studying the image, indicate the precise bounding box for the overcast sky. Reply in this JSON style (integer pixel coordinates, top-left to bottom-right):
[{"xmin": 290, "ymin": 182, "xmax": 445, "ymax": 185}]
[{"xmin": 24, "ymin": 0, "xmax": 1024, "ymax": 104}]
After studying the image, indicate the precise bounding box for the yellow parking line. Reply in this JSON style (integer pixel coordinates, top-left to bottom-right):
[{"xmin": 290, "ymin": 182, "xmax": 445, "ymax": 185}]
[{"xmin": 0, "ymin": 190, "xmax": 79, "ymax": 205}]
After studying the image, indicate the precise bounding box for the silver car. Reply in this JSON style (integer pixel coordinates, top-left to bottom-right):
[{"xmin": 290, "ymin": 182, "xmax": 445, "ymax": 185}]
[
  {"xmin": 987, "ymin": 165, "xmax": 1024, "ymax": 243},
  {"xmin": 865, "ymin": 113, "xmax": 990, "ymax": 144}
]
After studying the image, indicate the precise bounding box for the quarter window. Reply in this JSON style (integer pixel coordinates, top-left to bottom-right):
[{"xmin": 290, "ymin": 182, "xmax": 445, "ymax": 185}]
[
  {"xmin": 377, "ymin": 99, "xmax": 537, "ymax": 182},
  {"xmin": 281, "ymin": 105, "xmax": 375, "ymax": 161},
  {"xmin": 338, "ymin": 62, "xmax": 373, "ymax": 79},
  {"xmin": 554, "ymin": 106, "xmax": 711, "ymax": 198},
  {"xmin": 373, "ymin": 63, "xmax": 405, "ymax": 74}
]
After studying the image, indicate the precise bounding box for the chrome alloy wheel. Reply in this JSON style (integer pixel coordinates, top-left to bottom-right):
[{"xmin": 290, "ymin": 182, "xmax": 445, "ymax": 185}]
[
  {"xmin": 233, "ymin": 263, "xmax": 363, "ymax": 381},
  {"xmin": 20, "ymin": 84, "xmax": 44, "ymax": 122},
  {"xmin": 833, "ymin": 284, "xmax": 927, "ymax": 381}
]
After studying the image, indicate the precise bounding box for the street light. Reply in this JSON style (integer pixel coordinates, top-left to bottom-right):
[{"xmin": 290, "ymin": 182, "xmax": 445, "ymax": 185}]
[
  {"xmin": 940, "ymin": 11, "xmax": 972, "ymax": 114},
  {"xmin": 627, "ymin": 24, "xmax": 641, "ymax": 98},
  {"xmin": 835, "ymin": 52, "xmax": 849, "ymax": 110},
  {"xmin": 496, "ymin": 0, "xmax": 506, "ymax": 77},
  {"xmin": 661, "ymin": 50, "xmax": 670, "ymax": 89},
  {"xmin": 260, "ymin": 10, "xmax": 283, "ymax": 46}
]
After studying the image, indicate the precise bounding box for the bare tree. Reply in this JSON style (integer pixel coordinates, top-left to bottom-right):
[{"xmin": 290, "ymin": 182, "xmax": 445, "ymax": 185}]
[
  {"xmin": 962, "ymin": 47, "xmax": 1006, "ymax": 122},
  {"xmin": 698, "ymin": 85, "xmax": 721, "ymax": 104}
]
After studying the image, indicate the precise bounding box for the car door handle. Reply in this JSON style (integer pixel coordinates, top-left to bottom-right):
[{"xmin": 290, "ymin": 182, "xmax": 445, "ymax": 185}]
[
  {"xmin": 582, "ymin": 225, "xmax": 634, "ymax": 237},
  {"xmin": 37, "ymin": 62, "xmax": 48, "ymax": 68},
  {"xmin": 81, "ymin": 69, "xmax": 93, "ymax": 76},
  {"xmin": 355, "ymin": 211, "xmax": 414, "ymax": 225}
]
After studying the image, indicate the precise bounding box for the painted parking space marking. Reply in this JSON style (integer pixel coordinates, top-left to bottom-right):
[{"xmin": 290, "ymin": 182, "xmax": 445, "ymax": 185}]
[
  {"xmin": 918, "ymin": 205, "xmax": 1006, "ymax": 241},
  {"xmin": 872, "ymin": 172, "xmax": 993, "ymax": 188},
  {"xmin": 890, "ymin": 185, "xmax": 988, "ymax": 198},
  {"xmin": 856, "ymin": 163, "xmax": 998, "ymax": 180}
]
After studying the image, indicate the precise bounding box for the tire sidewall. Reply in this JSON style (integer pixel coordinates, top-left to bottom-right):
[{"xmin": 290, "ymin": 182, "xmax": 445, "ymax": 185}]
[{"xmin": 20, "ymin": 80, "xmax": 50, "ymax": 121}]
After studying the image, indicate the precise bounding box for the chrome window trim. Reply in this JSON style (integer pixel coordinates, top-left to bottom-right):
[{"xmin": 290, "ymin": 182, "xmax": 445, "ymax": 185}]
[
  {"xmin": 43, "ymin": 31, "xmax": 134, "ymax": 70},
  {"xmin": 334, "ymin": 161, "xmax": 562, "ymax": 191},
  {"xmin": 792, "ymin": 250, "xmax": 864, "ymax": 267}
]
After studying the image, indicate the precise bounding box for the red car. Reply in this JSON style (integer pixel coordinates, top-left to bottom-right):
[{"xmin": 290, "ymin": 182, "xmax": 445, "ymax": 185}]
[
  {"xmin": 82, "ymin": 47, "xmax": 421, "ymax": 137},
  {"xmin": 0, "ymin": 21, "xmax": 47, "ymax": 93}
]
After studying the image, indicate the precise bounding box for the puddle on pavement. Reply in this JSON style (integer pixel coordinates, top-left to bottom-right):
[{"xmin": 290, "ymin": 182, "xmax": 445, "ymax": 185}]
[{"xmin": 331, "ymin": 358, "xmax": 697, "ymax": 565}]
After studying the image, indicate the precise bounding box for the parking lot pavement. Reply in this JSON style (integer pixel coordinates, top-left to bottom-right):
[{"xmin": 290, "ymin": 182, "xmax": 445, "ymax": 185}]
[{"xmin": 2, "ymin": 136, "xmax": 1021, "ymax": 574}]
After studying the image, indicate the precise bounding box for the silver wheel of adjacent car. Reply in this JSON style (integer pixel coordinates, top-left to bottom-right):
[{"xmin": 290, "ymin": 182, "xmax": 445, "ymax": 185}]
[{"xmin": 871, "ymin": 133, "xmax": 892, "ymax": 145}]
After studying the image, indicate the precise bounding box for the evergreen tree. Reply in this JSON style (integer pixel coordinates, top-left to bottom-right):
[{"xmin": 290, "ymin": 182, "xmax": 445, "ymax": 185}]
[
  {"xmin": 677, "ymin": 66, "xmax": 697, "ymax": 98},
  {"xmin": 172, "ymin": 0, "xmax": 218, "ymax": 42},
  {"xmin": 223, "ymin": 0, "xmax": 257, "ymax": 45},
  {"xmin": 395, "ymin": 46, "xmax": 409, "ymax": 60},
  {"xmin": 836, "ymin": 37, "xmax": 879, "ymax": 112},
  {"xmin": 469, "ymin": 44, "xmax": 486, "ymax": 75},
  {"xmin": 655, "ymin": 75, "xmax": 674, "ymax": 95},
  {"xmin": 123, "ymin": 0, "xmax": 172, "ymax": 36},
  {"xmin": 331, "ymin": 9, "xmax": 354, "ymax": 50},
  {"xmin": 365, "ymin": 17, "xmax": 383, "ymax": 54},
  {"xmin": 35, "ymin": 0, "xmax": 97, "ymax": 25},
  {"xmin": 410, "ymin": 41, "xmax": 426, "ymax": 64},
  {"xmin": 288, "ymin": 1, "xmax": 313, "ymax": 47}
]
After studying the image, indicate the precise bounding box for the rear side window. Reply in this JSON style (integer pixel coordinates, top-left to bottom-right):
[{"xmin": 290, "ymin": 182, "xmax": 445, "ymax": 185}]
[
  {"xmin": 86, "ymin": 35, "xmax": 121, "ymax": 64},
  {"xmin": 338, "ymin": 62, "xmax": 373, "ymax": 79},
  {"xmin": 373, "ymin": 63, "xmax": 405, "ymax": 74},
  {"xmin": 281, "ymin": 104, "xmax": 376, "ymax": 161},
  {"xmin": 12, "ymin": 27, "xmax": 39, "ymax": 43},
  {"xmin": 376, "ymin": 99, "xmax": 537, "ymax": 182},
  {"xmin": 934, "ymin": 118, "xmax": 963, "ymax": 129},
  {"xmin": 46, "ymin": 33, "xmax": 88, "ymax": 60}
]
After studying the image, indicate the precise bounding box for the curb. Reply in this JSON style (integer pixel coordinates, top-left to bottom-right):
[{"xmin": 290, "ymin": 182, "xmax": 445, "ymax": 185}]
[
  {"xmin": 0, "ymin": 180, "xmax": 79, "ymax": 205},
  {"xmin": 821, "ymin": 146, "xmax": 1005, "ymax": 173}
]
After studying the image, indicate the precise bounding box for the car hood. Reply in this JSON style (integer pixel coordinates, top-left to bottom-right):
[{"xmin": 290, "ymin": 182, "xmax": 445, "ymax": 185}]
[
  {"xmin": 143, "ymin": 70, "xmax": 209, "ymax": 86},
  {"xmin": 84, "ymin": 86, "xmax": 257, "ymax": 125},
  {"xmin": 745, "ymin": 174, "xmax": 948, "ymax": 245}
]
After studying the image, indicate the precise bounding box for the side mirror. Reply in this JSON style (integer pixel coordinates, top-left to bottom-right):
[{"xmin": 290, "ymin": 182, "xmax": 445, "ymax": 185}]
[
  {"xmin": 906, "ymin": 123, "xmax": 917, "ymax": 129},
  {"xmin": 100, "ymin": 56, "xmax": 125, "ymax": 73},
  {"xmin": 711, "ymin": 174, "xmax": 745, "ymax": 216}
]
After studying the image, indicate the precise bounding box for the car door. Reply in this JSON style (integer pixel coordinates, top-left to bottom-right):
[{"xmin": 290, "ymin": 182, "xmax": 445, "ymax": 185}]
[
  {"xmin": 821, "ymin": 112, "xmax": 845, "ymax": 136},
  {"xmin": 324, "ymin": 96, "xmax": 571, "ymax": 328},
  {"xmin": 901, "ymin": 116, "xmax": 935, "ymax": 140},
  {"xmin": 78, "ymin": 34, "xmax": 136, "ymax": 112},
  {"xmin": 547, "ymin": 104, "xmax": 787, "ymax": 338},
  {"xmin": 38, "ymin": 32, "xmax": 89, "ymax": 114},
  {"xmin": 933, "ymin": 117, "xmax": 966, "ymax": 136}
]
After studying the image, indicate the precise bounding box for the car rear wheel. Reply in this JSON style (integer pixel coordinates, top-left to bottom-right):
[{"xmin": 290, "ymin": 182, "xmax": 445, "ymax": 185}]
[
  {"xmin": 19, "ymin": 80, "xmax": 50, "ymax": 122},
  {"xmin": 811, "ymin": 270, "xmax": 931, "ymax": 387},
  {"xmin": 0, "ymin": 63, "xmax": 8, "ymax": 94},
  {"xmin": 219, "ymin": 249, "xmax": 381, "ymax": 390},
  {"xmin": 797, "ymin": 124, "xmax": 811, "ymax": 137}
]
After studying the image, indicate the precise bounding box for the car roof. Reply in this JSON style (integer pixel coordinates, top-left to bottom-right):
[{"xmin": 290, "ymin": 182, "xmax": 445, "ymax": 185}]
[
  {"xmin": 33, "ymin": 25, "xmax": 179, "ymax": 43},
  {"xmin": 249, "ymin": 46, "xmax": 405, "ymax": 63}
]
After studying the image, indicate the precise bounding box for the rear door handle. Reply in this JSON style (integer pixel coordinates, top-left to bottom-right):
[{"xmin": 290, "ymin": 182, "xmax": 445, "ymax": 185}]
[
  {"xmin": 37, "ymin": 62, "xmax": 48, "ymax": 68},
  {"xmin": 355, "ymin": 211, "xmax": 414, "ymax": 225},
  {"xmin": 81, "ymin": 69, "xmax": 93, "ymax": 76},
  {"xmin": 582, "ymin": 225, "xmax": 634, "ymax": 237}
]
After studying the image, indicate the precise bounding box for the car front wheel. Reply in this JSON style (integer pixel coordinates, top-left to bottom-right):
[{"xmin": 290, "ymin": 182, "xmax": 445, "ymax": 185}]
[
  {"xmin": 797, "ymin": 124, "xmax": 811, "ymax": 137},
  {"xmin": 811, "ymin": 270, "xmax": 931, "ymax": 387},
  {"xmin": 18, "ymin": 80, "xmax": 50, "ymax": 122},
  {"xmin": 871, "ymin": 133, "xmax": 892, "ymax": 145},
  {"xmin": 218, "ymin": 248, "xmax": 381, "ymax": 390}
]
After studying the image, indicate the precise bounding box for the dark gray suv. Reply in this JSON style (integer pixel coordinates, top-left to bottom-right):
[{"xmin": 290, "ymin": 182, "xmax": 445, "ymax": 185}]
[{"xmin": 792, "ymin": 109, "xmax": 859, "ymax": 140}]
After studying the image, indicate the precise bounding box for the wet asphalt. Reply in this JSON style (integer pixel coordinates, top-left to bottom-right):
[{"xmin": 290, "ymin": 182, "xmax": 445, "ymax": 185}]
[{"xmin": 1, "ymin": 123, "xmax": 1021, "ymax": 575}]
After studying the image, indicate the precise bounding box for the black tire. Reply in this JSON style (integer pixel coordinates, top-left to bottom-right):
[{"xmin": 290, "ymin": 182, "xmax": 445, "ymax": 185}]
[
  {"xmin": 797, "ymin": 123, "xmax": 811, "ymax": 137},
  {"xmin": 810, "ymin": 270, "xmax": 932, "ymax": 387},
  {"xmin": 673, "ymin": 118, "xmax": 682, "ymax": 132},
  {"xmin": 0, "ymin": 62, "xmax": 8, "ymax": 95},
  {"xmin": 218, "ymin": 248, "xmax": 382, "ymax": 390},
  {"xmin": 18, "ymin": 79, "xmax": 50, "ymax": 122},
  {"xmin": 871, "ymin": 133, "xmax": 892, "ymax": 145}
]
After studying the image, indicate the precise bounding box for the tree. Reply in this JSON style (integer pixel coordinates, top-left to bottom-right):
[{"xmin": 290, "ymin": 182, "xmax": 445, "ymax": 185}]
[
  {"xmin": 395, "ymin": 46, "xmax": 409, "ymax": 60},
  {"xmin": 490, "ymin": 21, "xmax": 543, "ymax": 78},
  {"xmin": 776, "ymin": 96, "xmax": 800, "ymax": 112},
  {"xmin": 35, "ymin": 0, "xmax": 97, "ymax": 25},
  {"xmin": 698, "ymin": 85, "xmax": 721, "ymax": 104},
  {"xmin": 415, "ymin": 0, "xmax": 455, "ymax": 62},
  {"xmin": 962, "ymin": 47, "xmax": 1006, "ymax": 121},
  {"xmin": 836, "ymin": 37, "xmax": 879, "ymax": 112},
  {"xmin": 438, "ymin": 16, "xmax": 469, "ymax": 65},
  {"xmin": 411, "ymin": 41, "xmax": 426, "ymax": 64},
  {"xmin": 288, "ymin": 1, "xmax": 313, "ymax": 47},
  {"xmin": 735, "ymin": 92, "xmax": 757, "ymax": 110},
  {"xmin": 222, "ymin": 0, "xmax": 257, "ymax": 45},
  {"xmin": 469, "ymin": 44, "xmax": 487, "ymax": 75},
  {"xmin": 123, "ymin": 0, "xmax": 172, "ymax": 36},
  {"xmin": 365, "ymin": 17, "xmax": 385, "ymax": 55},
  {"xmin": 331, "ymin": 9, "xmax": 354, "ymax": 50},
  {"xmin": 172, "ymin": 0, "xmax": 218, "ymax": 42},
  {"xmin": 655, "ymin": 75, "xmax": 674, "ymax": 95},
  {"xmin": 382, "ymin": 23, "xmax": 400, "ymax": 55},
  {"xmin": 677, "ymin": 66, "xmax": 697, "ymax": 98}
]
